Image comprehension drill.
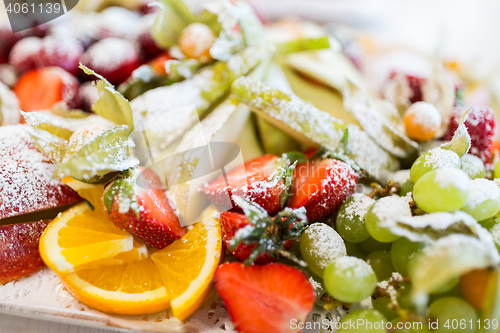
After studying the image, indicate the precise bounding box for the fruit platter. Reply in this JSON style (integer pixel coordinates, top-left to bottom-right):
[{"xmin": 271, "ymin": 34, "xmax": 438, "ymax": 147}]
[{"xmin": 1, "ymin": 0, "xmax": 500, "ymax": 332}]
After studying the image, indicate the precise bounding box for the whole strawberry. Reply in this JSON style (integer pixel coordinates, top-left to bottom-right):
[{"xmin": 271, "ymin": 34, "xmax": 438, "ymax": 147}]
[
  {"xmin": 288, "ymin": 158, "xmax": 359, "ymax": 221},
  {"xmin": 104, "ymin": 167, "xmax": 185, "ymax": 249},
  {"xmin": 444, "ymin": 106, "xmax": 495, "ymax": 166}
]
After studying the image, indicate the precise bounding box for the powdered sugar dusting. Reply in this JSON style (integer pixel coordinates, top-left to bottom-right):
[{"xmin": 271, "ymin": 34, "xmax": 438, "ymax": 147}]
[
  {"xmin": 332, "ymin": 256, "xmax": 373, "ymax": 279},
  {"xmin": 372, "ymin": 196, "xmax": 411, "ymax": 221},
  {"xmin": 303, "ymin": 223, "xmax": 346, "ymax": 271},
  {"xmin": 433, "ymin": 168, "xmax": 470, "ymax": 192},
  {"xmin": 422, "ymin": 147, "xmax": 460, "ymax": 169},
  {"xmin": 464, "ymin": 179, "xmax": 499, "ymax": 210},
  {"xmin": 405, "ymin": 101, "xmax": 441, "ymax": 131},
  {"xmin": 0, "ymin": 125, "xmax": 81, "ymax": 219},
  {"xmin": 81, "ymin": 38, "xmax": 138, "ymax": 72},
  {"xmin": 343, "ymin": 193, "xmax": 374, "ymax": 220}
]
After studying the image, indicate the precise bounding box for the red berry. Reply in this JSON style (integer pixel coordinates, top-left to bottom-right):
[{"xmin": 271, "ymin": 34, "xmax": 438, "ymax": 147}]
[
  {"xmin": 214, "ymin": 263, "xmax": 315, "ymax": 333},
  {"xmin": 220, "ymin": 211, "xmax": 293, "ymax": 264},
  {"xmin": 39, "ymin": 36, "xmax": 84, "ymax": 76},
  {"xmin": 105, "ymin": 167, "xmax": 186, "ymax": 249},
  {"xmin": 139, "ymin": 0, "xmax": 160, "ymax": 14},
  {"xmin": 288, "ymin": 158, "xmax": 358, "ymax": 221},
  {"xmin": 9, "ymin": 37, "xmax": 43, "ymax": 73},
  {"xmin": 81, "ymin": 38, "xmax": 141, "ymax": 85},
  {"xmin": 202, "ymin": 154, "xmax": 287, "ymax": 215},
  {"xmin": 79, "ymin": 81, "xmax": 99, "ymax": 112},
  {"xmin": 96, "ymin": 7, "xmax": 141, "ymax": 40},
  {"xmin": 138, "ymin": 14, "xmax": 162, "ymax": 59},
  {"xmin": 14, "ymin": 67, "xmax": 81, "ymax": 113},
  {"xmin": 443, "ymin": 106, "xmax": 495, "ymax": 165},
  {"xmin": 0, "ymin": 220, "xmax": 50, "ymax": 284},
  {"xmin": 387, "ymin": 71, "xmax": 426, "ymax": 104}
]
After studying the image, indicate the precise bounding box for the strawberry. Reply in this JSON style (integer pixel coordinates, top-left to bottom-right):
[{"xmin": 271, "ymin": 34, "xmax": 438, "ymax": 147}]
[
  {"xmin": 389, "ymin": 71, "xmax": 426, "ymax": 104},
  {"xmin": 443, "ymin": 106, "xmax": 495, "ymax": 165},
  {"xmin": 80, "ymin": 38, "xmax": 141, "ymax": 85},
  {"xmin": 214, "ymin": 263, "xmax": 316, "ymax": 333},
  {"xmin": 202, "ymin": 154, "xmax": 294, "ymax": 215},
  {"xmin": 104, "ymin": 167, "xmax": 185, "ymax": 249},
  {"xmin": 0, "ymin": 220, "xmax": 50, "ymax": 284},
  {"xmin": 288, "ymin": 158, "xmax": 358, "ymax": 221},
  {"xmin": 220, "ymin": 210, "xmax": 293, "ymax": 264},
  {"xmin": 14, "ymin": 67, "xmax": 81, "ymax": 113}
]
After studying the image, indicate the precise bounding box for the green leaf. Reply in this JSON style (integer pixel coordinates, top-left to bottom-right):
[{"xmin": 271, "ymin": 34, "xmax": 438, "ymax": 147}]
[
  {"xmin": 80, "ymin": 64, "xmax": 134, "ymax": 131},
  {"xmin": 22, "ymin": 111, "xmax": 74, "ymax": 140},
  {"xmin": 25, "ymin": 126, "xmax": 67, "ymax": 163},
  {"xmin": 441, "ymin": 108, "xmax": 471, "ymax": 157},
  {"xmin": 276, "ymin": 36, "xmax": 330, "ymax": 55},
  {"xmin": 103, "ymin": 168, "xmax": 140, "ymax": 217},
  {"xmin": 409, "ymin": 233, "xmax": 500, "ymax": 313},
  {"xmin": 55, "ymin": 125, "xmax": 139, "ymax": 182},
  {"xmin": 232, "ymin": 195, "xmax": 268, "ymax": 225}
]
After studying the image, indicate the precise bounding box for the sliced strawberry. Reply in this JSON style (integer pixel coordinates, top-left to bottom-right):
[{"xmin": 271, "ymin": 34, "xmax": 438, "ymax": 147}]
[
  {"xmin": 0, "ymin": 125, "xmax": 82, "ymax": 220},
  {"xmin": 202, "ymin": 154, "xmax": 287, "ymax": 215},
  {"xmin": 0, "ymin": 220, "xmax": 50, "ymax": 284},
  {"xmin": 288, "ymin": 158, "xmax": 358, "ymax": 221},
  {"xmin": 220, "ymin": 211, "xmax": 292, "ymax": 265},
  {"xmin": 14, "ymin": 67, "xmax": 81, "ymax": 113},
  {"xmin": 443, "ymin": 106, "xmax": 495, "ymax": 166},
  {"xmin": 214, "ymin": 263, "xmax": 315, "ymax": 333},
  {"xmin": 104, "ymin": 167, "xmax": 185, "ymax": 249}
]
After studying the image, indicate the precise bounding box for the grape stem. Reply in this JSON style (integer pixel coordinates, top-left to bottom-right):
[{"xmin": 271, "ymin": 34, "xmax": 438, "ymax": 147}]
[
  {"xmin": 408, "ymin": 200, "xmax": 427, "ymax": 216},
  {"xmin": 367, "ymin": 181, "xmax": 400, "ymax": 199}
]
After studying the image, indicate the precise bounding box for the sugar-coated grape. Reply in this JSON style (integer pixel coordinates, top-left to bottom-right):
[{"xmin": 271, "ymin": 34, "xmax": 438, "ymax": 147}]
[
  {"xmin": 366, "ymin": 250, "xmax": 394, "ymax": 282},
  {"xmin": 365, "ymin": 196, "xmax": 411, "ymax": 243},
  {"xmin": 300, "ymin": 223, "xmax": 346, "ymax": 277},
  {"xmin": 461, "ymin": 179, "xmax": 500, "ymax": 221},
  {"xmin": 324, "ymin": 256, "xmax": 377, "ymax": 303},
  {"xmin": 359, "ymin": 237, "xmax": 392, "ymax": 253},
  {"xmin": 427, "ymin": 297, "xmax": 478, "ymax": 333},
  {"xmin": 410, "ymin": 148, "xmax": 460, "ymax": 184},
  {"xmin": 391, "ymin": 238, "xmax": 426, "ymax": 277},
  {"xmin": 339, "ymin": 309, "xmax": 387, "ymax": 333},
  {"xmin": 336, "ymin": 193, "xmax": 374, "ymax": 243},
  {"xmin": 413, "ymin": 168, "xmax": 470, "ymax": 213},
  {"xmin": 460, "ymin": 154, "xmax": 486, "ymax": 179}
]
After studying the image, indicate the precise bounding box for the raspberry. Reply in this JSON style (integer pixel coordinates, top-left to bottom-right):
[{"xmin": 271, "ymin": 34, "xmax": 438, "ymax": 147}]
[{"xmin": 444, "ymin": 106, "xmax": 495, "ymax": 165}]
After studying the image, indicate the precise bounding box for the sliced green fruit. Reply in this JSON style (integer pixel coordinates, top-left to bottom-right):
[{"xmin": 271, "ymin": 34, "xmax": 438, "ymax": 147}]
[{"xmin": 232, "ymin": 76, "xmax": 400, "ymax": 182}]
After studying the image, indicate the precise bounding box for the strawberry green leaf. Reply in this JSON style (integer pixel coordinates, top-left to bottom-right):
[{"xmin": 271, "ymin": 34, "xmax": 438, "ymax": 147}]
[
  {"xmin": 55, "ymin": 125, "xmax": 139, "ymax": 183},
  {"xmin": 441, "ymin": 108, "xmax": 471, "ymax": 157},
  {"xmin": 80, "ymin": 64, "xmax": 134, "ymax": 132},
  {"xmin": 103, "ymin": 168, "xmax": 141, "ymax": 218}
]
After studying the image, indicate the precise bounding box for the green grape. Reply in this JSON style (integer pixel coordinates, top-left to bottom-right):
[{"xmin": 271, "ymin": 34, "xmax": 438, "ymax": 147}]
[
  {"xmin": 372, "ymin": 296, "xmax": 398, "ymax": 321},
  {"xmin": 345, "ymin": 241, "xmax": 366, "ymax": 259},
  {"xmin": 391, "ymin": 318, "xmax": 431, "ymax": 333},
  {"xmin": 413, "ymin": 168, "xmax": 470, "ymax": 213},
  {"xmin": 366, "ymin": 250, "xmax": 394, "ymax": 282},
  {"xmin": 338, "ymin": 309, "xmax": 387, "ymax": 333},
  {"xmin": 391, "ymin": 238, "xmax": 426, "ymax": 277},
  {"xmin": 359, "ymin": 237, "xmax": 392, "ymax": 254},
  {"xmin": 410, "ymin": 148, "xmax": 460, "ymax": 184},
  {"xmin": 300, "ymin": 223, "xmax": 347, "ymax": 277},
  {"xmin": 427, "ymin": 297, "xmax": 478, "ymax": 333},
  {"xmin": 495, "ymin": 159, "xmax": 500, "ymax": 179},
  {"xmin": 460, "ymin": 154, "xmax": 486, "ymax": 179},
  {"xmin": 324, "ymin": 256, "xmax": 377, "ymax": 303},
  {"xmin": 483, "ymin": 218, "xmax": 500, "ymax": 253},
  {"xmin": 336, "ymin": 194, "xmax": 375, "ymax": 243},
  {"xmin": 365, "ymin": 196, "xmax": 410, "ymax": 243},
  {"xmin": 461, "ymin": 179, "xmax": 500, "ymax": 221},
  {"xmin": 430, "ymin": 277, "xmax": 459, "ymax": 294}
]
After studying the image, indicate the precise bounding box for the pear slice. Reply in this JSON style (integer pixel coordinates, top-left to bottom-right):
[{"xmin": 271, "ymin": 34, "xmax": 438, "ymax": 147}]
[{"xmin": 232, "ymin": 76, "xmax": 400, "ymax": 182}]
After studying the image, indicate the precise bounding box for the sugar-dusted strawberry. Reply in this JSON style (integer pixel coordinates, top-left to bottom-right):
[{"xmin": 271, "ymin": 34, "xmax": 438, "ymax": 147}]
[
  {"xmin": 0, "ymin": 220, "xmax": 50, "ymax": 284},
  {"xmin": 202, "ymin": 154, "xmax": 295, "ymax": 215},
  {"xmin": 0, "ymin": 125, "xmax": 82, "ymax": 219},
  {"xmin": 288, "ymin": 158, "xmax": 358, "ymax": 221},
  {"xmin": 443, "ymin": 106, "xmax": 495, "ymax": 165},
  {"xmin": 104, "ymin": 167, "xmax": 185, "ymax": 249},
  {"xmin": 14, "ymin": 67, "xmax": 81, "ymax": 113},
  {"xmin": 39, "ymin": 36, "xmax": 84, "ymax": 76},
  {"xmin": 80, "ymin": 38, "xmax": 141, "ymax": 85},
  {"xmin": 220, "ymin": 210, "xmax": 293, "ymax": 264},
  {"xmin": 214, "ymin": 263, "xmax": 316, "ymax": 333},
  {"xmin": 9, "ymin": 37, "xmax": 43, "ymax": 73}
]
